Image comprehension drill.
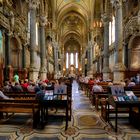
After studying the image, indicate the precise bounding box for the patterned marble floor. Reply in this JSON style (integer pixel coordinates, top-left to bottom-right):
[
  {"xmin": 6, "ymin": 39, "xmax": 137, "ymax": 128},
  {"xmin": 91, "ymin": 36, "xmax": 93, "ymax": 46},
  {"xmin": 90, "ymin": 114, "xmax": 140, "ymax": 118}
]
[{"xmin": 0, "ymin": 80, "xmax": 140, "ymax": 140}]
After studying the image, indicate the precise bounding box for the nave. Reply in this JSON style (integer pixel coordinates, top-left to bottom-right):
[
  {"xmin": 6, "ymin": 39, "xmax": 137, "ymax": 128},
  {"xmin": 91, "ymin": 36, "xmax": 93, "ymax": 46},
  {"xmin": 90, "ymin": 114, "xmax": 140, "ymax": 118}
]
[{"xmin": 0, "ymin": 81, "xmax": 140, "ymax": 140}]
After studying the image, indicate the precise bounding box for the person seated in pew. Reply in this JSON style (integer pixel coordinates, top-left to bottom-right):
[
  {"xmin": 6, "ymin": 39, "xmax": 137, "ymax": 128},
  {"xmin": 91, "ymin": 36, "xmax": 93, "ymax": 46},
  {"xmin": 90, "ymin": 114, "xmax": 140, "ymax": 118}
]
[
  {"xmin": 3, "ymin": 81, "xmax": 13, "ymax": 92},
  {"xmin": 88, "ymin": 78, "xmax": 95, "ymax": 91},
  {"xmin": 27, "ymin": 81, "xmax": 36, "ymax": 92},
  {"xmin": 54, "ymin": 79, "xmax": 67, "ymax": 94},
  {"xmin": 21, "ymin": 79, "xmax": 29, "ymax": 91},
  {"xmin": 92, "ymin": 82, "xmax": 104, "ymax": 92},
  {"xmin": 13, "ymin": 82, "xmax": 23, "ymax": 92},
  {"xmin": 59, "ymin": 79, "xmax": 67, "ymax": 94},
  {"xmin": 127, "ymin": 79, "xmax": 136, "ymax": 87},
  {"xmin": 0, "ymin": 90, "xmax": 10, "ymax": 99}
]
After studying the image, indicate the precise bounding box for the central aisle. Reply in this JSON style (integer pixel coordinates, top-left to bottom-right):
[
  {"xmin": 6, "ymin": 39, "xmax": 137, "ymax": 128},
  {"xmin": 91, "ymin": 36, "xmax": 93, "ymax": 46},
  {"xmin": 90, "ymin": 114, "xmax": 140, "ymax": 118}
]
[{"xmin": 0, "ymin": 80, "xmax": 140, "ymax": 140}]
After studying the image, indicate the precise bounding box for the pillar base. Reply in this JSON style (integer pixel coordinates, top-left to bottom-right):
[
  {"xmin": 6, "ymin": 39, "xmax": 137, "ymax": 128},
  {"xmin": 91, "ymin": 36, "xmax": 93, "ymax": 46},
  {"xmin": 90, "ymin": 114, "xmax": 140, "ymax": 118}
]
[
  {"xmin": 29, "ymin": 68, "xmax": 39, "ymax": 81},
  {"xmin": 23, "ymin": 68, "xmax": 28, "ymax": 80},
  {"xmin": 103, "ymin": 72, "xmax": 111, "ymax": 81},
  {"xmin": 87, "ymin": 70, "xmax": 93, "ymax": 78},
  {"xmin": 5, "ymin": 65, "xmax": 13, "ymax": 82},
  {"xmin": 40, "ymin": 72, "xmax": 47, "ymax": 81},
  {"xmin": 103, "ymin": 67, "xmax": 111, "ymax": 81},
  {"xmin": 113, "ymin": 63, "xmax": 126, "ymax": 83},
  {"xmin": 39, "ymin": 67, "xmax": 47, "ymax": 81}
]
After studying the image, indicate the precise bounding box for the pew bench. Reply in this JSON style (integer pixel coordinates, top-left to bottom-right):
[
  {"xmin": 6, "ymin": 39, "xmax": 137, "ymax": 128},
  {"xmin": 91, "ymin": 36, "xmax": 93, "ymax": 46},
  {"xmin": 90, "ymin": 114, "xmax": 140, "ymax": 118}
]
[{"xmin": 0, "ymin": 99, "xmax": 39, "ymax": 128}]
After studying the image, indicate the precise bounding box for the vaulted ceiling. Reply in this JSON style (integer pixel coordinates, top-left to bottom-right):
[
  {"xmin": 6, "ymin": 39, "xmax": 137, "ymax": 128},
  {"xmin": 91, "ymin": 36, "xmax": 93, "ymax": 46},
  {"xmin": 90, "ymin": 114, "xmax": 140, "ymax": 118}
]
[{"xmin": 49, "ymin": 0, "xmax": 102, "ymax": 58}]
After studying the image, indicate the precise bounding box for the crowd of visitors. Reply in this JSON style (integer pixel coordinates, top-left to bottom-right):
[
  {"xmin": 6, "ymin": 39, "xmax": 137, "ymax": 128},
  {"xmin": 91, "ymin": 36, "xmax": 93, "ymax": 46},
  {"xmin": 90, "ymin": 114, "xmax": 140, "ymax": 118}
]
[{"xmin": 0, "ymin": 74, "xmax": 69, "ymax": 100}]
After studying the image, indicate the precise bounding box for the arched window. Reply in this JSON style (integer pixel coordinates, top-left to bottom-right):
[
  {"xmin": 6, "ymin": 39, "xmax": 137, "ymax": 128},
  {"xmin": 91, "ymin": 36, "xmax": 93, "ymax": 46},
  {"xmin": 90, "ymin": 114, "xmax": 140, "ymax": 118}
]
[
  {"xmin": 36, "ymin": 22, "xmax": 39, "ymax": 46},
  {"xmin": 66, "ymin": 53, "xmax": 69, "ymax": 68},
  {"xmin": 27, "ymin": 12, "xmax": 30, "ymax": 39},
  {"xmin": 109, "ymin": 16, "xmax": 115, "ymax": 45},
  {"xmin": 76, "ymin": 52, "xmax": 78, "ymax": 68},
  {"xmin": 70, "ymin": 53, "xmax": 74, "ymax": 65}
]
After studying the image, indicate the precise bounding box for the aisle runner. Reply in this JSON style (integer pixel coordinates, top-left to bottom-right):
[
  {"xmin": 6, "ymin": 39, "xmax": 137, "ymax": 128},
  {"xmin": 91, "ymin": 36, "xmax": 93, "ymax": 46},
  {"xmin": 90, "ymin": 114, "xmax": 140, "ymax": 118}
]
[{"xmin": 0, "ymin": 80, "xmax": 140, "ymax": 140}]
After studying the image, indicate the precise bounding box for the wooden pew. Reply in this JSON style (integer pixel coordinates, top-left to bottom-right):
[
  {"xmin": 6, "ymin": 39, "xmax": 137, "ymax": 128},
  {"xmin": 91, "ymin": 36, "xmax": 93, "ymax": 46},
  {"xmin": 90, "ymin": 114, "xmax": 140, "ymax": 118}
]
[
  {"xmin": 100, "ymin": 85, "xmax": 140, "ymax": 122},
  {"xmin": 3, "ymin": 91, "xmax": 36, "ymax": 95},
  {"xmin": 0, "ymin": 98, "xmax": 39, "ymax": 128},
  {"xmin": 90, "ymin": 83, "xmax": 109, "ymax": 109}
]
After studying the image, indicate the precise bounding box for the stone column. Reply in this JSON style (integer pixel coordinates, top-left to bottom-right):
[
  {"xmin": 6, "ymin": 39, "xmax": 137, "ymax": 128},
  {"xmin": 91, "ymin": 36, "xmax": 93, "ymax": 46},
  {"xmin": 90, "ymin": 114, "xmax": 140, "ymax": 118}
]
[
  {"xmin": 88, "ymin": 41, "xmax": 94, "ymax": 77},
  {"xmin": 22, "ymin": 44, "xmax": 28, "ymax": 79},
  {"xmin": 102, "ymin": 13, "xmax": 111, "ymax": 81},
  {"xmin": 39, "ymin": 16, "xmax": 47, "ymax": 80},
  {"xmin": 60, "ymin": 53, "xmax": 64, "ymax": 76},
  {"xmin": 5, "ymin": 32, "xmax": 13, "ymax": 81},
  {"xmin": 111, "ymin": 0, "xmax": 125, "ymax": 82},
  {"xmin": 90, "ymin": 43, "xmax": 93, "ymax": 68},
  {"xmin": 27, "ymin": 0, "xmax": 40, "ymax": 81},
  {"xmin": 53, "ymin": 42, "xmax": 59, "ymax": 79},
  {"xmin": 82, "ymin": 55, "xmax": 85, "ymax": 77},
  {"xmin": 87, "ymin": 47, "xmax": 91, "ymax": 72}
]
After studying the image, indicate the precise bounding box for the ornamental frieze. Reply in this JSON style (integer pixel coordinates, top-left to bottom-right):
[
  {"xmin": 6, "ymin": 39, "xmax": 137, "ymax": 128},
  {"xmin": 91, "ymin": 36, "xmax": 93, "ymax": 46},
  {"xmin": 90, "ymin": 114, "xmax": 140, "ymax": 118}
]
[
  {"xmin": 0, "ymin": 12, "xmax": 10, "ymax": 29},
  {"xmin": 5, "ymin": 0, "xmax": 13, "ymax": 7},
  {"xmin": 124, "ymin": 16, "xmax": 140, "ymax": 39}
]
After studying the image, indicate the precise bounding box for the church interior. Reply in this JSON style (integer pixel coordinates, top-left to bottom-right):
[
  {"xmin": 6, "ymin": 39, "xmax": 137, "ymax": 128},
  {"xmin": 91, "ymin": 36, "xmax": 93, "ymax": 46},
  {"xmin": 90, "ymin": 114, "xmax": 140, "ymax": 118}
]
[{"xmin": 0, "ymin": 0, "xmax": 140, "ymax": 140}]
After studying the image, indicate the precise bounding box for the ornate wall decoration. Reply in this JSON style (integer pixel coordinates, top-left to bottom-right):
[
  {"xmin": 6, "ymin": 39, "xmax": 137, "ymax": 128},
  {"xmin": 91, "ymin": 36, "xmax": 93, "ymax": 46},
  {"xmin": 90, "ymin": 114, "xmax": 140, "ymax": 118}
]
[{"xmin": 124, "ymin": 16, "xmax": 140, "ymax": 40}]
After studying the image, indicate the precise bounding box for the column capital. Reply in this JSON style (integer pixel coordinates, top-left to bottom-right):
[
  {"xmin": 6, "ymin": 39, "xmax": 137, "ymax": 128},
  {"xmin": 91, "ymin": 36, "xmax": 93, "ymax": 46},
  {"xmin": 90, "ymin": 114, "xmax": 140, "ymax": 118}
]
[
  {"xmin": 40, "ymin": 16, "xmax": 48, "ymax": 26},
  {"xmin": 7, "ymin": 31, "xmax": 13, "ymax": 37},
  {"xmin": 26, "ymin": 0, "xmax": 40, "ymax": 9},
  {"xmin": 101, "ymin": 13, "xmax": 111, "ymax": 25},
  {"xmin": 111, "ymin": 0, "xmax": 122, "ymax": 9}
]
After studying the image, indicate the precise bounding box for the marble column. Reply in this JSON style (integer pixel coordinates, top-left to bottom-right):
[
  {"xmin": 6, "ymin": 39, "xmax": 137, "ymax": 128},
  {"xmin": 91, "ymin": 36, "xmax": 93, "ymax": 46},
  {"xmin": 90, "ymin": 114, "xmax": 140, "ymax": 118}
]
[
  {"xmin": 53, "ymin": 42, "xmax": 59, "ymax": 79},
  {"xmin": 102, "ymin": 13, "xmax": 111, "ymax": 81},
  {"xmin": 61, "ymin": 53, "xmax": 64, "ymax": 76},
  {"xmin": 82, "ymin": 55, "xmax": 85, "ymax": 77},
  {"xmin": 28, "ymin": 0, "xmax": 39, "ymax": 81},
  {"xmin": 39, "ymin": 16, "xmax": 47, "ymax": 80},
  {"xmin": 22, "ymin": 44, "xmax": 28, "ymax": 79},
  {"xmin": 5, "ymin": 32, "xmax": 13, "ymax": 81},
  {"xmin": 90, "ymin": 44, "xmax": 93, "ymax": 68},
  {"xmin": 111, "ymin": 0, "xmax": 125, "ymax": 82},
  {"xmin": 87, "ymin": 47, "xmax": 91, "ymax": 72}
]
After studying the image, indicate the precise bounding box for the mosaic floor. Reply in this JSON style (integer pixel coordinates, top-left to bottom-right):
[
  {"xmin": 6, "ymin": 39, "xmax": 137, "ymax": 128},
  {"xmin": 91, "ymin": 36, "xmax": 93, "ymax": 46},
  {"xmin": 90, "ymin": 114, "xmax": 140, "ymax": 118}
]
[{"xmin": 0, "ymin": 80, "xmax": 140, "ymax": 140}]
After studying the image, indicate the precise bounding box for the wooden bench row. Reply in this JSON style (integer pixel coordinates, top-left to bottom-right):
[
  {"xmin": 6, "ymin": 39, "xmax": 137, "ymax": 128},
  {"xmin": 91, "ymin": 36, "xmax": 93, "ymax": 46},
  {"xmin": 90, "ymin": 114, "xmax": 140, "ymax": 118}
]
[{"xmin": 0, "ymin": 98, "xmax": 40, "ymax": 128}]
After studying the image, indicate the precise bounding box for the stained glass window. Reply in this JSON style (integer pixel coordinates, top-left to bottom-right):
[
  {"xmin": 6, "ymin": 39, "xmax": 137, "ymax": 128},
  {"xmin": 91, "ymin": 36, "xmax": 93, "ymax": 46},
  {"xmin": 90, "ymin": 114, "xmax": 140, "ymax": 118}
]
[
  {"xmin": 36, "ymin": 23, "xmax": 39, "ymax": 46},
  {"xmin": 109, "ymin": 16, "xmax": 115, "ymax": 45},
  {"xmin": 70, "ymin": 53, "xmax": 74, "ymax": 65}
]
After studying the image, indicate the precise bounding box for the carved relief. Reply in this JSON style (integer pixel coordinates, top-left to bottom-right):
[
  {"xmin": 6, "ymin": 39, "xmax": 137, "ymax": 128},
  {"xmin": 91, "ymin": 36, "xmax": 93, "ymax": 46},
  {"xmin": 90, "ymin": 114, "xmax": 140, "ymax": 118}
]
[
  {"xmin": 124, "ymin": 16, "xmax": 140, "ymax": 40},
  {"xmin": 111, "ymin": 0, "xmax": 122, "ymax": 9},
  {"xmin": 101, "ymin": 13, "xmax": 111, "ymax": 25},
  {"xmin": 5, "ymin": 0, "xmax": 13, "ymax": 7},
  {"xmin": 40, "ymin": 16, "xmax": 47, "ymax": 26},
  {"xmin": 26, "ymin": 0, "xmax": 40, "ymax": 9}
]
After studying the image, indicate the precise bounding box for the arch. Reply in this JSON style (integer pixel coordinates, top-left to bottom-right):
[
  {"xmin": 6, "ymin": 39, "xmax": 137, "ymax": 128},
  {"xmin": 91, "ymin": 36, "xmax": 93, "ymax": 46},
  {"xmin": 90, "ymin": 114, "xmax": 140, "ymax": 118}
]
[
  {"xmin": 58, "ymin": 11, "xmax": 87, "ymax": 29},
  {"xmin": 56, "ymin": 3, "xmax": 89, "ymax": 25},
  {"xmin": 128, "ymin": 34, "xmax": 140, "ymax": 70},
  {"xmin": 10, "ymin": 36, "xmax": 22, "ymax": 69}
]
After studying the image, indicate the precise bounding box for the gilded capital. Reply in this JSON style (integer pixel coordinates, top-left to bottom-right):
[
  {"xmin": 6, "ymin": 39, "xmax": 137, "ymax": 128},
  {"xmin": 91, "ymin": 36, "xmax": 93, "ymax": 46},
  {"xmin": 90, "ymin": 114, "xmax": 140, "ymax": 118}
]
[
  {"xmin": 101, "ymin": 13, "xmax": 111, "ymax": 25},
  {"xmin": 40, "ymin": 16, "xmax": 47, "ymax": 26},
  {"xmin": 111, "ymin": 0, "xmax": 122, "ymax": 9},
  {"xmin": 26, "ymin": 0, "xmax": 40, "ymax": 9}
]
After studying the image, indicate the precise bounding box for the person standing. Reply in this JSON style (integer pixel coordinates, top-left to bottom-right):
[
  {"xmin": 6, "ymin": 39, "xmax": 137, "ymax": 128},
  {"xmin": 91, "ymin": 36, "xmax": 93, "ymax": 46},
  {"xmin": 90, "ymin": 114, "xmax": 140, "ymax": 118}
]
[{"xmin": 13, "ymin": 73, "xmax": 19, "ymax": 83}]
